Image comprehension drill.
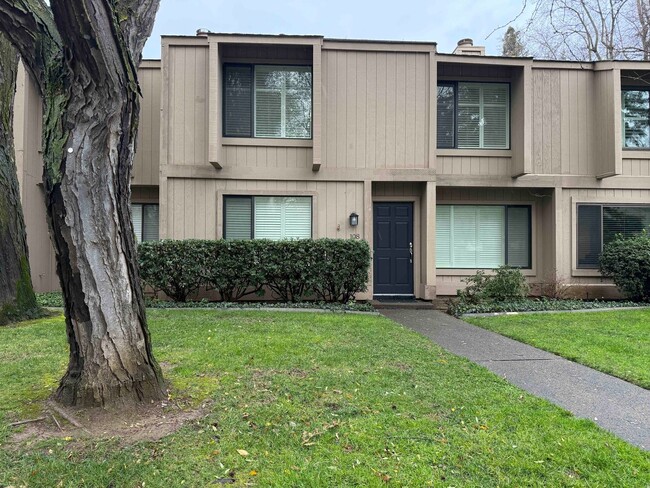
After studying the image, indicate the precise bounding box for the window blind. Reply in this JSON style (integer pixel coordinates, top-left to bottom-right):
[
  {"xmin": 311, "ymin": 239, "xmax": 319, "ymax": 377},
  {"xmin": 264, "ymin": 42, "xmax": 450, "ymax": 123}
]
[
  {"xmin": 622, "ymin": 90, "xmax": 650, "ymax": 148},
  {"xmin": 254, "ymin": 196, "xmax": 312, "ymax": 240},
  {"xmin": 603, "ymin": 206, "xmax": 650, "ymax": 244},
  {"xmin": 507, "ymin": 206, "xmax": 530, "ymax": 268},
  {"xmin": 576, "ymin": 205, "xmax": 602, "ymax": 269},
  {"xmin": 457, "ymin": 83, "xmax": 509, "ymax": 149},
  {"xmin": 436, "ymin": 205, "xmax": 529, "ymax": 269},
  {"xmin": 224, "ymin": 65, "xmax": 252, "ymax": 137},
  {"xmin": 437, "ymin": 84, "xmax": 455, "ymax": 148},
  {"xmin": 254, "ymin": 66, "xmax": 311, "ymax": 139},
  {"xmin": 131, "ymin": 204, "xmax": 143, "ymax": 243},
  {"xmin": 142, "ymin": 205, "xmax": 159, "ymax": 241},
  {"xmin": 224, "ymin": 197, "xmax": 252, "ymax": 240}
]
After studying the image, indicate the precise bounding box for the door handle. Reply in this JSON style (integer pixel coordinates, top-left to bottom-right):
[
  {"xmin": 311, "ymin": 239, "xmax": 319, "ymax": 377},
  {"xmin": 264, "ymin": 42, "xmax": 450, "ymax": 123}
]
[{"xmin": 409, "ymin": 241, "xmax": 413, "ymax": 263}]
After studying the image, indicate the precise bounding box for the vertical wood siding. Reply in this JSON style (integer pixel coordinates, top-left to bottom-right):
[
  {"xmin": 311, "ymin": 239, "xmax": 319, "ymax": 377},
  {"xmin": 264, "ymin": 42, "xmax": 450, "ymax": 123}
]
[
  {"xmin": 531, "ymin": 68, "xmax": 595, "ymax": 175},
  {"xmin": 221, "ymin": 146, "xmax": 313, "ymax": 169},
  {"xmin": 165, "ymin": 178, "xmax": 364, "ymax": 241},
  {"xmin": 437, "ymin": 156, "xmax": 511, "ymax": 175},
  {"xmin": 622, "ymin": 157, "xmax": 650, "ymax": 176},
  {"xmin": 133, "ymin": 65, "xmax": 161, "ymax": 185},
  {"xmin": 167, "ymin": 46, "xmax": 209, "ymax": 166},
  {"xmin": 322, "ymin": 50, "xmax": 429, "ymax": 169}
]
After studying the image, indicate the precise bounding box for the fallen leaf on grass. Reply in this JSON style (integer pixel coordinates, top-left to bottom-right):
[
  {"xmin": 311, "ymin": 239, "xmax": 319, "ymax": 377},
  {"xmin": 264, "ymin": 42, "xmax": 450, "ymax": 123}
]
[{"xmin": 236, "ymin": 449, "xmax": 249, "ymax": 457}]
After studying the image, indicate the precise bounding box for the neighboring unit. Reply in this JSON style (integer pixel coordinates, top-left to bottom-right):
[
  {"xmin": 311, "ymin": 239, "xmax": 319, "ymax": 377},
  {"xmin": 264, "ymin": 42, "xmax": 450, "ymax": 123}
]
[{"xmin": 15, "ymin": 34, "xmax": 650, "ymax": 299}]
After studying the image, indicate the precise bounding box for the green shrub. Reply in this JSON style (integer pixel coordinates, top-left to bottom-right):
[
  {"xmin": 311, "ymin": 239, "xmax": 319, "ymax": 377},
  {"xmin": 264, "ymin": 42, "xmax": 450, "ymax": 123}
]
[
  {"xmin": 600, "ymin": 232, "xmax": 650, "ymax": 302},
  {"xmin": 451, "ymin": 266, "xmax": 529, "ymax": 316},
  {"xmin": 138, "ymin": 240, "xmax": 207, "ymax": 302},
  {"xmin": 307, "ymin": 239, "xmax": 371, "ymax": 303},
  {"xmin": 137, "ymin": 238, "xmax": 371, "ymax": 303},
  {"xmin": 202, "ymin": 240, "xmax": 267, "ymax": 301},
  {"xmin": 483, "ymin": 266, "xmax": 530, "ymax": 301}
]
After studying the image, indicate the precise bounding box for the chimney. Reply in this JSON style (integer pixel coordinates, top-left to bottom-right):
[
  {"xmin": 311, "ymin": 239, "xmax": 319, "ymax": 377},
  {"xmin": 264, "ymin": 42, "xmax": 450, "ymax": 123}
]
[
  {"xmin": 196, "ymin": 28, "xmax": 211, "ymax": 37},
  {"xmin": 452, "ymin": 38, "xmax": 486, "ymax": 56}
]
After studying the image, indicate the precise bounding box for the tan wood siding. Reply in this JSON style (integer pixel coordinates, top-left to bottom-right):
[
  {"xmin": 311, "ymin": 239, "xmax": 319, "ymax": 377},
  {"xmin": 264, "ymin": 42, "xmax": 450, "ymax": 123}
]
[
  {"xmin": 322, "ymin": 50, "xmax": 429, "ymax": 169},
  {"xmin": 593, "ymin": 69, "xmax": 622, "ymax": 177},
  {"xmin": 221, "ymin": 145, "xmax": 313, "ymax": 169},
  {"xmin": 164, "ymin": 178, "xmax": 364, "ymax": 241},
  {"xmin": 531, "ymin": 68, "xmax": 595, "ymax": 175},
  {"xmin": 167, "ymin": 45, "xmax": 209, "ymax": 166},
  {"xmin": 133, "ymin": 64, "xmax": 161, "ymax": 185},
  {"xmin": 622, "ymin": 157, "xmax": 650, "ymax": 176},
  {"xmin": 437, "ymin": 155, "xmax": 511, "ymax": 175}
]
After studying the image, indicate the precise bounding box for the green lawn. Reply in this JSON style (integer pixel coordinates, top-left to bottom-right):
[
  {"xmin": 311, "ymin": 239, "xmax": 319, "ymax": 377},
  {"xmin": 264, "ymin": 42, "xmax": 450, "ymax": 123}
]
[
  {"xmin": 466, "ymin": 309, "xmax": 650, "ymax": 389},
  {"xmin": 1, "ymin": 310, "xmax": 648, "ymax": 487}
]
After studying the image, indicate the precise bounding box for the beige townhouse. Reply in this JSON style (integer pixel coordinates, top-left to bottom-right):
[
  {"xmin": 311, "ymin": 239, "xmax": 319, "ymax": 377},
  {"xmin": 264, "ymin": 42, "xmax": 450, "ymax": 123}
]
[{"xmin": 14, "ymin": 32, "xmax": 650, "ymax": 300}]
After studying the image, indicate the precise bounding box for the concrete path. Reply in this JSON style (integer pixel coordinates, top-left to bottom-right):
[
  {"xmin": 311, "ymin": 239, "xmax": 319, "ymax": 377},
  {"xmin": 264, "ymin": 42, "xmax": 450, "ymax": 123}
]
[{"xmin": 380, "ymin": 309, "xmax": 650, "ymax": 451}]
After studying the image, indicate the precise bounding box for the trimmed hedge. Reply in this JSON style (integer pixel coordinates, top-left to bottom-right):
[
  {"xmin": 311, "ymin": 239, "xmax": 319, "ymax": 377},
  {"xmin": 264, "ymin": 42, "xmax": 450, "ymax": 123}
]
[
  {"xmin": 137, "ymin": 238, "xmax": 371, "ymax": 303},
  {"xmin": 600, "ymin": 232, "xmax": 650, "ymax": 302}
]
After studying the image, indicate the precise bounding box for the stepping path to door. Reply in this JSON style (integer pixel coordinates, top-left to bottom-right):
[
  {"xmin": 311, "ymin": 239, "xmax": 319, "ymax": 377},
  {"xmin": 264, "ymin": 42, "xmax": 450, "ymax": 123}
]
[{"xmin": 380, "ymin": 309, "xmax": 650, "ymax": 451}]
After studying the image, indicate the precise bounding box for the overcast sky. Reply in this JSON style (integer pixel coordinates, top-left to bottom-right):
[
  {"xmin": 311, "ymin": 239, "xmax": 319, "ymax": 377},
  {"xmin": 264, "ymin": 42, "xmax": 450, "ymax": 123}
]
[{"xmin": 142, "ymin": 0, "xmax": 529, "ymax": 59}]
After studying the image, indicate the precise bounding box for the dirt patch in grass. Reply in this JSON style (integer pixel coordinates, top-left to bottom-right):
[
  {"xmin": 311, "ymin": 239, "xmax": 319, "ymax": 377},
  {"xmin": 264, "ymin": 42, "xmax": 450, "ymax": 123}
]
[{"xmin": 9, "ymin": 399, "xmax": 211, "ymax": 447}]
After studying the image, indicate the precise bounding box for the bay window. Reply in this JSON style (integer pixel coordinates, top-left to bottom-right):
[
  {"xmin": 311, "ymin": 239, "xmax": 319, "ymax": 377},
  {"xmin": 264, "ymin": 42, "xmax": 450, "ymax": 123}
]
[
  {"xmin": 224, "ymin": 196, "xmax": 312, "ymax": 240},
  {"xmin": 436, "ymin": 205, "xmax": 531, "ymax": 268},
  {"xmin": 577, "ymin": 204, "xmax": 650, "ymax": 268},
  {"xmin": 223, "ymin": 64, "xmax": 312, "ymax": 139},
  {"xmin": 437, "ymin": 82, "xmax": 510, "ymax": 149}
]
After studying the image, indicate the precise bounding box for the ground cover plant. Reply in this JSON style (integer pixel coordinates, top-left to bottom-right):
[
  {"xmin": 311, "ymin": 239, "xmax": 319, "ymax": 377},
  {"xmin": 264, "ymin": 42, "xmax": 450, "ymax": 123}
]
[
  {"xmin": 467, "ymin": 309, "xmax": 650, "ymax": 389},
  {"xmin": 1, "ymin": 310, "xmax": 649, "ymax": 487}
]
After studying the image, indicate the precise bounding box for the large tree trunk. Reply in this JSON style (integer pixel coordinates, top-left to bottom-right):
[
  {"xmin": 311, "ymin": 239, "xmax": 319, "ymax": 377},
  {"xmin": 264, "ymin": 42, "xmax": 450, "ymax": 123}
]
[
  {"xmin": 0, "ymin": 0, "xmax": 165, "ymax": 408},
  {"xmin": 0, "ymin": 34, "xmax": 38, "ymax": 325}
]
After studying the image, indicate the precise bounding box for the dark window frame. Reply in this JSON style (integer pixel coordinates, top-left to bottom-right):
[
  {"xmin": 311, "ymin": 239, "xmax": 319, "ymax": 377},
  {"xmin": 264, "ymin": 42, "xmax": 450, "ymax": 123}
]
[
  {"xmin": 621, "ymin": 86, "xmax": 650, "ymax": 149},
  {"xmin": 436, "ymin": 203, "xmax": 532, "ymax": 269},
  {"xmin": 131, "ymin": 203, "xmax": 160, "ymax": 242},
  {"xmin": 223, "ymin": 195, "xmax": 314, "ymax": 240},
  {"xmin": 436, "ymin": 80, "xmax": 512, "ymax": 150},
  {"xmin": 576, "ymin": 203, "xmax": 650, "ymax": 269},
  {"xmin": 222, "ymin": 63, "xmax": 314, "ymax": 140}
]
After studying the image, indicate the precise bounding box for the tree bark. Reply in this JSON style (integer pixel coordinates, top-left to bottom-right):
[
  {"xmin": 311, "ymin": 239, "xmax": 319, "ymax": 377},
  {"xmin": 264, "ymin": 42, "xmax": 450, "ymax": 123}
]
[
  {"xmin": 0, "ymin": 0, "xmax": 165, "ymax": 407},
  {"xmin": 0, "ymin": 34, "xmax": 38, "ymax": 325}
]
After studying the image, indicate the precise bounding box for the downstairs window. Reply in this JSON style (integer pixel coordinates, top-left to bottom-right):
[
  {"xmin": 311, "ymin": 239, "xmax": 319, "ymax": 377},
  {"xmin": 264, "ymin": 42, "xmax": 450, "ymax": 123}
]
[
  {"xmin": 436, "ymin": 204, "xmax": 531, "ymax": 268},
  {"xmin": 224, "ymin": 196, "xmax": 312, "ymax": 240},
  {"xmin": 131, "ymin": 203, "xmax": 159, "ymax": 242},
  {"xmin": 577, "ymin": 204, "xmax": 650, "ymax": 269}
]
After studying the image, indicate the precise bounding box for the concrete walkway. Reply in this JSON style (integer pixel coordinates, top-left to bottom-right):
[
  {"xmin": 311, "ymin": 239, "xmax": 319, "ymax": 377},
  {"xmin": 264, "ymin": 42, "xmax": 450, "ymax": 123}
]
[{"xmin": 380, "ymin": 309, "xmax": 650, "ymax": 451}]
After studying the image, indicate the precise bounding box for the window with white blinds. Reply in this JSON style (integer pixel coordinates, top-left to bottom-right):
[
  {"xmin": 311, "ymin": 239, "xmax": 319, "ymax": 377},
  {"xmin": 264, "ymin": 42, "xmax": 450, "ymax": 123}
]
[
  {"xmin": 437, "ymin": 82, "xmax": 510, "ymax": 149},
  {"xmin": 577, "ymin": 204, "xmax": 650, "ymax": 268},
  {"xmin": 622, "ymin": 89, "xmax": 650, "ymax": 148},
  {"xmin": 223, "ymin": 64, "xmax": 312, "ymax": 139},
  {"xmin": 436, "ymin": 205, "xmax": 531, "ymax": 268},
  {"xmin": 224, "ymin": 196, "xmax": 312, "ymax": 240},
  {"xmin": 131, "ymin": 204, "xmax": 159, "ymax": 242}
]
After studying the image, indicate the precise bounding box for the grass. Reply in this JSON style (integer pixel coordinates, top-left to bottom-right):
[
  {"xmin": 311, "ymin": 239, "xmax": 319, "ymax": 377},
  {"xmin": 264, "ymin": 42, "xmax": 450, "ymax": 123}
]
[
  {"xmin": 0, "ymin": 310, "xmax": 648, "ymax": 487},
  {"xmin": 466, "ymin": 309, "xmax": 650, "ymax": 389}
]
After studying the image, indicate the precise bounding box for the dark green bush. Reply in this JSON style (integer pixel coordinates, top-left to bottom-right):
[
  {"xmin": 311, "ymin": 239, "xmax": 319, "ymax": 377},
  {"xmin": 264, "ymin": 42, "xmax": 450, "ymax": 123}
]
[
  {"xmin": 137, "ymin": 238, "xmax": 371, "ymax": 303},
  {"xmin": 138, "ymin": 240, "xmax": 207, "ymax": 302},
  {"xmin": 600, "ymin": 232, "xmax": 650, "ymax": 302},
  {"xmin": 202, "ymin": 240, "xmax": 267, "ymax": 301},
  {"xmin": 307, "ymin": 239, "xmax": 371, "ymax": 303}
]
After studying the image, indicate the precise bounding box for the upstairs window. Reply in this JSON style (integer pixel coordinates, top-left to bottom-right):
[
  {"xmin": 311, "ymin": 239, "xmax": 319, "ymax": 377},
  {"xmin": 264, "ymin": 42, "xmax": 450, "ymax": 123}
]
[
  {"xmin": 437, "ymin": 82, "xmax": 510, "ymax": 149},
  {"xmin": 622, "ymin": 89, "xmax": 650, "ymax": 148},
  {"xmin": 224, "ymin": 196, "xmax": 312, "ymax": 240},
  {"xmin": 223, "ymin": 64, "xmax": 312, "ymax": 139},
  {"xmin": 577, "ymin": 204, "xmax": 650, "ymax": 268},
  {"xmin": 131, "ymin": 204, "xmax": 159, "ymax": 242}
]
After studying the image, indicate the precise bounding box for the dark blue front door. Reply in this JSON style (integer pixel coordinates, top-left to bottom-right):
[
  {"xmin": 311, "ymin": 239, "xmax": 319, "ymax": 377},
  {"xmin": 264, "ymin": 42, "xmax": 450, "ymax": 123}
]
[{"xmin": 373, "ymin": 202, "xmax": 414, "ymax": 296}]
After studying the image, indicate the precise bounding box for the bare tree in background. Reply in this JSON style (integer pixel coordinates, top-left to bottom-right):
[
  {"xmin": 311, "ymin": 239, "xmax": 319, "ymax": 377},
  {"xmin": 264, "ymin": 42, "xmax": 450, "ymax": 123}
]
[{"xmin": 520, "ymin": 0, "xmax": 650, "ymax": 60}]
